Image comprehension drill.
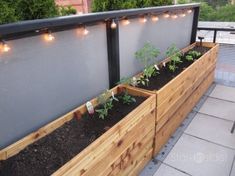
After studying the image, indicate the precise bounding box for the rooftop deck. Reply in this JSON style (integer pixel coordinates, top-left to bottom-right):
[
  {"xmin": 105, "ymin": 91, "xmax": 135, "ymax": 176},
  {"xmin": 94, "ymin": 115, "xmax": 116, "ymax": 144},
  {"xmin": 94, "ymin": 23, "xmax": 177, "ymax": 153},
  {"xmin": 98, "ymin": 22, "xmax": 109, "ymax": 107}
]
[{"xmin": 141, "ymin": 44, "xmax": 235, "ymax": 176}]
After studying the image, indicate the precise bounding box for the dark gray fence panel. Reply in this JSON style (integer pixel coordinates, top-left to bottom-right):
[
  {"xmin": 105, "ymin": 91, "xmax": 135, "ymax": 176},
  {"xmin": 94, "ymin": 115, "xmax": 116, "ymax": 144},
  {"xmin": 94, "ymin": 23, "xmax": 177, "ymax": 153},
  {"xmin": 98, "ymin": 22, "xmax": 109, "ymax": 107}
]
[
  {"xmin": 0, "ymin": 24, "xmax": 109, "ymax": 149},
  {"xmin": 119, "ymin": 12, "xmax": 194, "ymax": 78}
]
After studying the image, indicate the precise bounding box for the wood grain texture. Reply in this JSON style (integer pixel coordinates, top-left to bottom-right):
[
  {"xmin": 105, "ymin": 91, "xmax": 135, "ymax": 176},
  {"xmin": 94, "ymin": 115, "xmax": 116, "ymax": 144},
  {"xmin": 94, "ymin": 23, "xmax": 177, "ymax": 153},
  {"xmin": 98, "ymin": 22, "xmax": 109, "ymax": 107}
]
[
  {"xmin": 129, "ymin": 42, "xmax": 219, "ymax": 157},
  {"xmin": 0, "ymin": 85, "xmax": 156, "ymax": 176},
  {"xmin": 154, "ymin": 70, "xmax": 215, "ymax": 155}
]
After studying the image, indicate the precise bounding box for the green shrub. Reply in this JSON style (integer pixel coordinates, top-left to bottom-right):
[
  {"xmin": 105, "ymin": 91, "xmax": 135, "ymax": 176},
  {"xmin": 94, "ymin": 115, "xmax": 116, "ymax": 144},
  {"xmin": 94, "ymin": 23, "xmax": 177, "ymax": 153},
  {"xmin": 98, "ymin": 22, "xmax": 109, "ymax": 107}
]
[
  {"xmin": 92, "ymin": 0, "xmax": 122, "ymax": 12},
  {"xmin": 146, "ymin": 0, "xmax": 173, "ymax": 7},
  {"xmin": 59, "ymin": 6, "xmax": 77, "ymax": 16},
  {"xmin": 0, "ymin": 0, "xmax": 78, "ymax": 24},
  {"xmin": 214, "ymin": 5, "xmax": 235, "ymax": 21},
  {"xmin": 177, "ymin": 0, "xmax": 189, "ymax": 4},
  {"xmin": 193, "ymin": 0, "xmax": 228, "ymax": 8},
  {"xmin": 92, "ymin": 0, "xmax": 172, "ymax": 12},
  {"xmin": 198, "ymin": 3, "xmax": 235, "ymax": 21},
  {"xmin": 16, "ymin": 0, "xmax": 59, "ymax": 21},
  {"xmin": 121, "ymin": 0, "xmax": 138, "ymax": 9},
  {"xmin": 186, "ymin": 1, "xmax": 235, "ymax": 21},
  {"xmin": 0, "ymin": 1, "xmax": 18, "ymax": 24},
  {"xmin": 198, "ymin": 2, "xmax": 216, "ymax": 21}
]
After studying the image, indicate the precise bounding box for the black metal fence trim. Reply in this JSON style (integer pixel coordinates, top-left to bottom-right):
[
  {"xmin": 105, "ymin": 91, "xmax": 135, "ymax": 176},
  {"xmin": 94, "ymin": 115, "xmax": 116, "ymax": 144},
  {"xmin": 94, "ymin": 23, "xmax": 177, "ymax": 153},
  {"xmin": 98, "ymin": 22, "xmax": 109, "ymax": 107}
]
[{"xmin": 197, "ymin": 26, "xmax": 235, "ymax": 43}]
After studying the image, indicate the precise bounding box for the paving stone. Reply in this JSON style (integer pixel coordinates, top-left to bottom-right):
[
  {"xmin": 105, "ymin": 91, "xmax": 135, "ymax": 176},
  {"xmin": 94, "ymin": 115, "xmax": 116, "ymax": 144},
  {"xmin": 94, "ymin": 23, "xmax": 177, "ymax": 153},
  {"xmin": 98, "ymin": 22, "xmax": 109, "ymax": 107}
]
[
  {"xmin": 199, "ymin": 97, "xmax": 235, "ymax": 121},
  {"xmin": 153, "ymin": 164, "xmax": 189, "ymax": 176},
  {"xmin": 180, "ymin": 111, "xmax": 198, "ymax": 131},
  {"xmin": 164, "ymin": 134, "xmax": 235, "ymax": 176},
  {"xmin": 185, "ymin": 113, "xmax": 235, "ymax": 149},
  {"xmin": 204, "ymin": 83, "xmax": 216, "ymax": 96},
  {"xmin": 139, "ymin": 160, "xmax": 162, "ymax": 176},
  {"xmin": 230, "ymin": 158, "xmax": 235, "ymax": 176},
  {"xmin": 193, "ymin": 95, "xmax": 208, "ymax": 112},
  {"xmin": 210, "ymin": 84, "xmax": 235, "ymax": 102}
]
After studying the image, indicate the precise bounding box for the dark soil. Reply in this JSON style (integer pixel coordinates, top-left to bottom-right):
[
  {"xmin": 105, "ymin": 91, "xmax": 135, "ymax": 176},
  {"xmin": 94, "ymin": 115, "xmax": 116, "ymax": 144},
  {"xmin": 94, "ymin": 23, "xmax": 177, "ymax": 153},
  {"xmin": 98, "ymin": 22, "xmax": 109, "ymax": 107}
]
[
  {"xmin": 0, "ymin": 94, "xmax": 146, "ymax": 176},
  {"xmin": 137, "ymin": 46, "xmax": 211, "ymax": 91}
]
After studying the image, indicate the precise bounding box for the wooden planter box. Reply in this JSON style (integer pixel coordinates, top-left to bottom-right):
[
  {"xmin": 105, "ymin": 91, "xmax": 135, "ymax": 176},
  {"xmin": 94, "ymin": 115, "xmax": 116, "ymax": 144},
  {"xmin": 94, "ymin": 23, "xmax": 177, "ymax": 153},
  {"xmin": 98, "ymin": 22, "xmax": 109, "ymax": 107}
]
[
  {"xmin": 129, "ymin": 42, "xmax": 219, "ymax": 156},
  {"xmin": 0, "ymin": 85, "xmax": 156, "ymax": 176},
  {"xmin": 155, "ymin": 69, "xmax": 215, "ymax": 154}
]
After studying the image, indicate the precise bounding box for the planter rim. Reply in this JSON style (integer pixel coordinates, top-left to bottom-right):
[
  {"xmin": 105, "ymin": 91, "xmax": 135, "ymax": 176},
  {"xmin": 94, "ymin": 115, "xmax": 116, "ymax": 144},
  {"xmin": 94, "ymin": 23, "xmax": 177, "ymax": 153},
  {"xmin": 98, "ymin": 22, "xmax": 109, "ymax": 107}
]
[{"xmin": 129, "ymin": 42, "xmax": 219, "ymax": 94}]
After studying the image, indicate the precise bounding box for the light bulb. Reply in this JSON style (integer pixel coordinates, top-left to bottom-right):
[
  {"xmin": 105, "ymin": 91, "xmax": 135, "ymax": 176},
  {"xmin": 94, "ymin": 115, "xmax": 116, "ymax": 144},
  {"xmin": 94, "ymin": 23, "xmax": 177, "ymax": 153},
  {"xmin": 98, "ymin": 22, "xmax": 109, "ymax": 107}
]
[
  {"xmin": 187, "ymin": 9, "xmax": 192, "ymax": 14},
  {"xmin": 151, "ymin": 15, "xmax": 159, "ymax": 22},
  {"xmin": 163, "ymin": 13, "xmax": 170, "ymax": 18},
  {"xmin": 0, "ymin": 42, "xmax": 10, "ymax": 52},
  {"xmin": 44, "ymin": 32, "xmax": 55, "ymax": 41},
  {"xmin": 83, "ymin": 27, "xmax": 89, "ymax": 35},
  {"xmin": 111, "ymin": 20, "xmax": 117, "ymax": 29},
  {"xmin": 122, "ymin": 18, "xmax": 130, "ymax": 25},
  {"xmin": 180, "ymin": 13, "xmax": 186, "ymax": 17},
  {"xmin": 140, "ymin": 16, "xmax": 147, "ymax": 23},
  {"xmin": 171, "ymin": 14, "xmax": 178, "ymax": 19}
]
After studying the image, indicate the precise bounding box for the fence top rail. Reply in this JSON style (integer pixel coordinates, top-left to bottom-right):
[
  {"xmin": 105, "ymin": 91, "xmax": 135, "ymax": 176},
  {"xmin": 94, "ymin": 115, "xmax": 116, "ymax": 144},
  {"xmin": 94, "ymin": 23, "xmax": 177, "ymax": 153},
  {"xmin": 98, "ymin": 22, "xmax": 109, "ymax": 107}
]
[
  {"xmin": 198, "ymin": 26, "xmax": 235, "ymax": 32},
  {"xmin": 0, "ymin": 3, "xmax": 199, "ymax": 39}
]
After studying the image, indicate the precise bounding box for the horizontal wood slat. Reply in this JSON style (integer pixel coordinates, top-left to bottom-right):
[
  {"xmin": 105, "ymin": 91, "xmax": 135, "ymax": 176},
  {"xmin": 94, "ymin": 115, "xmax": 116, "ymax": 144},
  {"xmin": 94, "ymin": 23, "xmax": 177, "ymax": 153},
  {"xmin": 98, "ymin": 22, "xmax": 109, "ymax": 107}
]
[{"xmin": 154, "ymin": 70, "xmax": 215, "ymax": 155}]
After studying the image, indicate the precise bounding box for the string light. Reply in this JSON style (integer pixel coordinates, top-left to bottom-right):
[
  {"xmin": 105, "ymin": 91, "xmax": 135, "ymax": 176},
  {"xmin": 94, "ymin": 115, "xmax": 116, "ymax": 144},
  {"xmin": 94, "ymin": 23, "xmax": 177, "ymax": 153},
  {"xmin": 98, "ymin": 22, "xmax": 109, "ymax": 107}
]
[
  {"xmin": 180, "ymin": 12, "xmax": 186, "ymax": 17},
  {"xmin": 122, "ymin": 18, "xmax": 130, "ymax": 25},
  {"xmin": 171, "ymin": 14, "xmax": 178, "ymax": 19},
  {"xmin": 83, "ymin": 26, "xmax": 89, "ymax": 35},
  {"xmin": 187, "ymin": 9, "xmax": 192, "ymax": 14},
  {"xmin": 151, "ymin": 15, "xmax": 159, "ymax": 22},
  {"xmin": 1, "ymin": 9, "xmax": 191, "ymax": 51},
  {"xmin": 0, "ymin": 41, "xmax": 10, "ymax": 53},
  {"xmin": 111, "ymin": 19, "xmax": 117, "ymax": 29},
  {"xmin": 140, "ymin": 16, "xmax": 147, "ymax": 23},
  {"xmin": 77, "ymin": 26, "xmax": 89, "ymax": 36},
  {"xmin": 163, "ymin": 13, "xmax": 170, "ymax": 18},
  {"xmin": 44, "ymin": 31, "xmax": 55, "ymax": 42}
]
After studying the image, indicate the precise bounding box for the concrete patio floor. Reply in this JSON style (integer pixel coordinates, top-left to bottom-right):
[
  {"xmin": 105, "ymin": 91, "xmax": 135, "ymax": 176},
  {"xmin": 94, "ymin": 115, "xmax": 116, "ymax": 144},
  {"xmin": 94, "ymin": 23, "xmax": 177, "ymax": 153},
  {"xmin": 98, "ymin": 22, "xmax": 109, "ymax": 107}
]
[{"xmin": 140, "ymin": 44, "xmax": 235, "ymax": 176}]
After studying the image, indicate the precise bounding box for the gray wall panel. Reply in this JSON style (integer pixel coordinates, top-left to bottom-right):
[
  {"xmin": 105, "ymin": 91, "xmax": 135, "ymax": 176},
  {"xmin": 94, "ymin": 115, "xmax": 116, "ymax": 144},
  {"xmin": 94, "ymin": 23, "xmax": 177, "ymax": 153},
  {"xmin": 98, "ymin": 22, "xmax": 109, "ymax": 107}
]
[
  {"xmin": 0, "ymin": 24, "xmax": 109, "ymax": 148},
  {"xmin": 0, "ymin": 10, "xmax": 195, "ymax": 149},
  {"xmin": 119, "ymin": 12, "xmax": 194, "ymax": 78}
]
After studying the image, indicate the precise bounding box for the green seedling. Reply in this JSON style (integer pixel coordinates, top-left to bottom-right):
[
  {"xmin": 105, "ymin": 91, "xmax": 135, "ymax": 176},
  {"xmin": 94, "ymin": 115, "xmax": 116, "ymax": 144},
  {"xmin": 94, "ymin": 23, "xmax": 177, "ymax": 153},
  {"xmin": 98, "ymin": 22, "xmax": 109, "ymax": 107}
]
[
  {"xmin": 143, "ymin": 65, "xmax": 158, "ymax": 79},
  {"xmin": 119, "ymin": 91, "xmax": 136, "ymax": 105},
  {"xmin": 135, "ymin": 42, "xmax": 160, "ymax": 67},
  {"xmin": 135, "ymin": 42, "xmax": 160, "ymax": 86},
  {"xmin": 137, "ymin": 75, "xmax": 149, "ymax": 86},
  {"xmin": 96, "ymin": 90, "xmax": 116, "ymax": 120},
  {"xmin": 188, "ymin": 50, "xmax": 201, "ymax": 59},
  {"xmin": 96, "ymin": 98, "xmax": 114, "ymax": 120},
  {"xmin": 104, "ymin": 99, "xmax": 113, "ymax": 110},
  {"xmin": 185, "ymin": 55, "xmax": 194, "ymax": 61},
  {"xmin": 166, "ymin": 44, "xmax": 182, "ymax": 72},
  {"xmin": 97, "ymin": 90, "xmax": 112, "ymax": 105},
  {"xmin": 95, "ymin": 108, "xmax": 108, "ymax": 120}
]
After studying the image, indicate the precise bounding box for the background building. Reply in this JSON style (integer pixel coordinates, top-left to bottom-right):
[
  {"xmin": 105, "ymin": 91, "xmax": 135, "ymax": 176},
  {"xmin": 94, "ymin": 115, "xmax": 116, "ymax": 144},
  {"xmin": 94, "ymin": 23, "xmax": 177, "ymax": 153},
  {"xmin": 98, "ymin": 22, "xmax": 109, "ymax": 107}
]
[{"xmin": 55, "ymin": 0, "xmax": 92, "ymax": 14}]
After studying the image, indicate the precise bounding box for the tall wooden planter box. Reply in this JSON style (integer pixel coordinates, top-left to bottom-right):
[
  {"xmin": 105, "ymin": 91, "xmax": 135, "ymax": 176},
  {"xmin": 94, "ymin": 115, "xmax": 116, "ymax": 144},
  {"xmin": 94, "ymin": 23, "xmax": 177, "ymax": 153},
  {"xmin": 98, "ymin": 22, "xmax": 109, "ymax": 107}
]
[
  {"xmin": 155, "ymin": 69, "xmax": 215, "ymax": 154},
  {"xmin": 0, "ymin": 85, "xmax": 156, "ymax": 176},
  {"xmin": 129, "ymin": 42, "xmax": 219, "ymax": 156}
]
